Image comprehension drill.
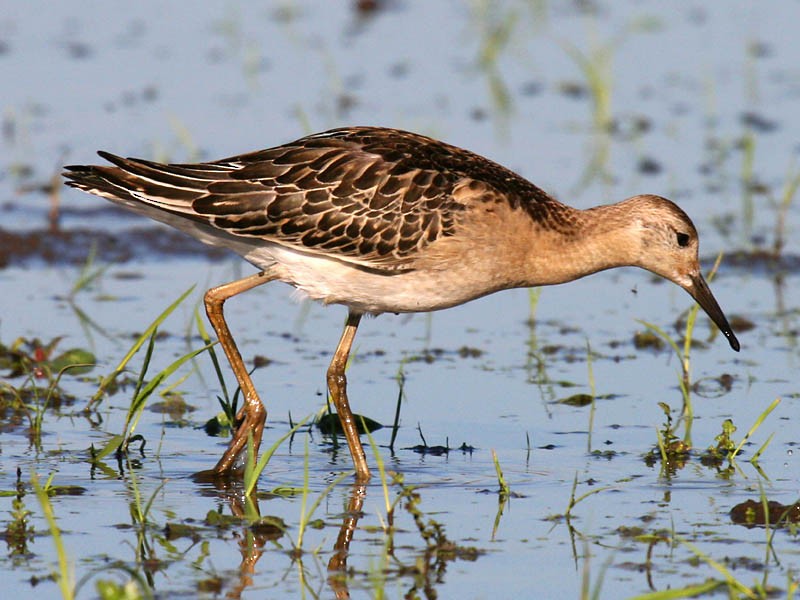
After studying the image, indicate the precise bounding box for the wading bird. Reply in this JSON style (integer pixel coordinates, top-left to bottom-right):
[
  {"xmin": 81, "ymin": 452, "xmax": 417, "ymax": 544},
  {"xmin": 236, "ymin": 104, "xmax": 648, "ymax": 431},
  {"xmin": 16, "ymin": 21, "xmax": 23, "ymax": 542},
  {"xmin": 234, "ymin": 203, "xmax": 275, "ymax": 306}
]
[{"xmin": 64, "ymin": 127, "xmax": 739, "ymax": 481}]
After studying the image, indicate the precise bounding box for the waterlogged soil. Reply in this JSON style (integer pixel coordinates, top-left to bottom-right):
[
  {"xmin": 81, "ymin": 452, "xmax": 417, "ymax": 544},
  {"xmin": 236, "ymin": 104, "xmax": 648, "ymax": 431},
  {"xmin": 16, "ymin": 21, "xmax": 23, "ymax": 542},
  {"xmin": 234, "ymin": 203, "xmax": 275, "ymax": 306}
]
[
  {"xmin": 2, "ymin": 2, "xmax": 800, "ymax": 598},
  {"xmin": 0, "ymin": 222, "xmax": 227, "ymax": 267}
]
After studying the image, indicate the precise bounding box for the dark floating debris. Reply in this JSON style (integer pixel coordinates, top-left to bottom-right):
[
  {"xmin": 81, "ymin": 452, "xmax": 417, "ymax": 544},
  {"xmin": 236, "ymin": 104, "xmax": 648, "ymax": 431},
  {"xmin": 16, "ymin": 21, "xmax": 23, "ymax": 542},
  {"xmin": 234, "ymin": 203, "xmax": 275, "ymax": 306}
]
[
  {"xmin": 557, "ymin": 393, "xmax": 594, "ymax": 407},
  {"xmin": 740, "ymin": 111, "xmax": 778, "ymax": 133},
  {"xmin": 317, "ymin": 412, "xmax": 382, "ymax": 435},
  {"xmin": 730, "ymin": 499, "xmax": 800, "ymax": 528},
  {"xmin": 633, "ymin": 329, "xmax": 664, "ymax": 350},
  {"xmin": 558, "ymin": 81, "xmax": 588, "ymax": 99},
  {"xmin": 409, "ymin": 443, "xmax": 450, "ymax": 456},
  {"xmin": 637, "ymin": 156, "xmax": 662, "ymax": 175}
]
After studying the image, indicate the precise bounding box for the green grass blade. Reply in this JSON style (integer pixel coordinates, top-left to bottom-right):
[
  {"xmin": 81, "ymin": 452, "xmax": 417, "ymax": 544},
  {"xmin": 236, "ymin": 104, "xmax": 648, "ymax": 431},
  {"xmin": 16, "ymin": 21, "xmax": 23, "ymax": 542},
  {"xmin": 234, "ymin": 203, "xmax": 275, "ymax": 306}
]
[
  {"xmin": 636, "ymin": 319, "xmax": 682, "ymax": 359},
  {"xmin": 363, "ymin": 416, "xmax": 391, "ymax": 515},
  {"xmin": 586, "ymin": 339, "xmax": 596, "ymax": 453},
  {"xmin": 244, "ymin": 416, "xmax": 310, "ymax": 496},
  {"xmin": 628, "ymin": 579, "xmax": 723, "ymax": 599},
  {"xmin": 91, "ymin": 285, "xmax": 195, "ymax": 405},
  {"xmin": 70, "ymin": 243, "xmax": 109, "ymax": 298},
  {"xmin": 129, "ymin": 329, "xmax": 158, "ymax": 421},
  {"xmin": 91, "ymin": 434, "xmax": 126, "ymax": 463},
  {"xmin": 732, "ymin": 397, "xmax": 781, "ymax": 461},
  {"xmin": 295, "ymin": 436, "xmax": 310, "ymax": 551},
  {"xmin": 31, "ymin": 470, "xmax": 74, "ymax": 600},
  {"xmin": 296, "ymin": 437, "xmax": 350, "ymax": 552},
  {"xmin": 300, "ymin": 471, "xmax": 350, "ymax": 543},
  {"xmin": 676, "ymin": 538, "xmax": 757, "ymax": 598},
  {"xmin": 140, "ymin": 478, "xmax": 168, "ymax": 525},
  {"xmin": 124, "ymin": 343, "xmax": 213, "ymax": 440},
  {"xmin": 492, "ymin": 449, "xmax": 510, "ymax": 498},
  {"xmin": 750, "ymin": 431, "xmax": 775, "ymax": 464}
]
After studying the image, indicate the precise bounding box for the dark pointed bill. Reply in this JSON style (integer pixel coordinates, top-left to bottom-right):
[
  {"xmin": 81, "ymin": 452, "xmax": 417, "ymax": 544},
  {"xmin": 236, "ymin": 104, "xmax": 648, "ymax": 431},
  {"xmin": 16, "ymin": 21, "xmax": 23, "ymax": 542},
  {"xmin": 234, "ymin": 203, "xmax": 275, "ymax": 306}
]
[{"xmin": 687, "ymin": 274, "xmax": 740, "ymax": 352}]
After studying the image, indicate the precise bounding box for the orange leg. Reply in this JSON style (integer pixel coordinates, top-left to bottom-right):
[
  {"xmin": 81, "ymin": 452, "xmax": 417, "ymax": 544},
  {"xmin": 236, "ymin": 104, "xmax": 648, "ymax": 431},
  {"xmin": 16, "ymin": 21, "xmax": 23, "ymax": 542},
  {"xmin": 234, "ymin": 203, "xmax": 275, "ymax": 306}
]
[
  {"xmin": 207, "ymin": 270, "xmax": 277, "ymax": 476},
  {"xmin": 327, "ymin": 311, "xmax": 370, "ymax": 480}
]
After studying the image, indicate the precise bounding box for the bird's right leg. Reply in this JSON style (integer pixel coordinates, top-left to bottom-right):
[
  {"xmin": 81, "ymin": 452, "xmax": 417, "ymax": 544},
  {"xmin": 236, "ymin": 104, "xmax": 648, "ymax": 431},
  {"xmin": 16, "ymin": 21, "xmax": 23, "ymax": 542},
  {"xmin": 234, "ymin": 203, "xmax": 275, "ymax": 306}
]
[{"xmin": 206, "ymin": 269, "xmax": 279, "ymax": 476}]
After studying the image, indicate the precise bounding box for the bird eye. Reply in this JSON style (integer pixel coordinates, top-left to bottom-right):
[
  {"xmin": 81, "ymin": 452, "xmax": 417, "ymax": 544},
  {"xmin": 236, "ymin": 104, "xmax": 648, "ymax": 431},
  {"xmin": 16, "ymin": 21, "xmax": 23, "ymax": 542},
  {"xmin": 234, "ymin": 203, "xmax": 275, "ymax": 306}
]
[{"xmin": 676, "ymin": 232, "xmax": 690, "ymax": 247}]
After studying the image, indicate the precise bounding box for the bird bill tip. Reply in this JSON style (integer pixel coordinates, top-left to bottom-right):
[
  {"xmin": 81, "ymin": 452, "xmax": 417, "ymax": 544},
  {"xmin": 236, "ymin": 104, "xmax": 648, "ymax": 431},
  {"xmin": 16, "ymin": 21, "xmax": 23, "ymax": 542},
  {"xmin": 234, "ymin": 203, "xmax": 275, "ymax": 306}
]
[{"xmin": 687, "ymin": 274, "xmax": 740, "ymax": 352}]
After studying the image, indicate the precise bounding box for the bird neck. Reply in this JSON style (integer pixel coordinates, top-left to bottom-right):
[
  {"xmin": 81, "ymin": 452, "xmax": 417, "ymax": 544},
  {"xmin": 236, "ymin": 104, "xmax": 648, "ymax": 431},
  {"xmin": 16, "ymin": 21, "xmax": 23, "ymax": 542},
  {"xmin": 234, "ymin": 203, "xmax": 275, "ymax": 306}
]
[{"xmin": 522, "ymin": 201, "xmax": 645, "ymax": 286}]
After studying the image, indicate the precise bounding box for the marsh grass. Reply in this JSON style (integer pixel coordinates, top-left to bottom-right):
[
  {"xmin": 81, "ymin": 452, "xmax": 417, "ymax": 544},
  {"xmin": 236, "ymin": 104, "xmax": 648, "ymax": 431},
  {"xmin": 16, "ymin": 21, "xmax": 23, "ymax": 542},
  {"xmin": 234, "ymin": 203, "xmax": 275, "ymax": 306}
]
[
  {"xmin": 91, "ymin": 576, "xmax": 151, "ymax": 600},
  {"xmin": 242, "ymin": 416, "xmax": 310, "ymax": 497},
  {"xmin": 393, "ymin": 476, "xmax": 481, "ymax": 562},
  {"xmin": 65, "ymin": 251, "xmax": 114, "ymax": 346},
  {"xmin": 544, "ymin": 474, "xmax": 613, "ymax": 581},
  {"xmin": 629, "ymin": 579, "xmax": 725, "ymax": 599},
  {"xmin": 363, "ymin": 418, "xmax": 392, "ymax": 517},
  {"xmin": 73, "ymin": 465, "xmax": 160, "ymax": 600},
  {"xmin": 472, "ymin": 0, "xmax": 517, "ymax": 71},
  {"xmin": 673, "ymin": 538, "xmax": 764, "ymax": 599},
  {"xmin": 86, "ymin": 287, "xmax": 212, "ymax": 463},
  {"xmin": 770, "ymin": 164, "xmax": 800, "ymax": 259},
  {"xmin": 559, "ymin": 32, "xmax": 613, "ymax": 134},
  {"xmin": 89, "ymin": 286, "xmax": 195, "ymax": 409},
  {"xmin": 525, "ymin": 287, "xmax": 560, "ymax": 413},
  {"xmin": 636, "ymin": 303, "xmax": 697, "ymax": 419},
  {"xmin": 69, "ymin": 244, "xmax": 108, "ymax": 300},
  {"xmin": 27, "ymin": 368, "xmax": 70, "ymax": 445},
  {"xmin": 650, "ymin": 397, "xmax": 780, "ymax": 484},
  {"xmin": 638, "ymin": 252, "xmax": 726, "ymax": 444},
  {"xmin": 585, "ymin": 340, "xmax": 597, "ymax": 453},
  {"xmin": 0, "ymin": 330, "xmax": 96, "ymax": 449},
  {"xmin": 355, "ymin": 431, "xmax": 486, "ymax": 591},
  {"xmin": 730, "ymin": 397, "xmax": 780, "ymax": 465},
  {"xmin": 363, "ymin": 423, "xmax": 416, "ymax": 560},
  {"xmin": 194, "ymin": 310, "xmax": 238, "ymax": 433},
  {"xmin": 578, "ymin": 539, "xmax": 614, "ymax": 600},
  {"xmin": 5, "ymin": 364, "xmax": 85, "ymax": 448},
  {"xmin": 121, "ymin": 459, "xmax": 167, "ymax": 595},
  {"xmin": 490, "ymin": 449, "xmax": 513, "ymax": 540},
  {"xmin": 126, "ymin": 459, "xmax": 166, "ymax": 533},
  {"xmin": 491, "ymin": 449, "xmax": 511, "ymax": 500},
  {"xmin": 121, "ymin": 330, "xmax": 209, "ymax": 444},
  {"xmin": 740, "ymin": 129, "xmax": 757, "ymax": 233},
  {"xmin": 4, "ymin": 469, "xmax": 33, "ymax": 561},
  {"xmin": 469, "ymin": 0, "xmax": 517, "ymax": 128},
  {"xmin": 558, "ymin": 20, "xmax": 616, "ymax": 188},
  {"xmin": 624, "ymin": 484, "xmax": 794, "ymax": 600},
  {"xmin": 388, "ymin": 363, "xmax": 406, "ymax": 452},
  {"xmin": 651, "ymin": 402, "xmax": 690, "ymax": 477},
  {"xmin": 31, "ymin": 470, "xmax": 74, "ymax": 600},
  {"xmin": 291, "ymin": 437, "xmax": 350, "ymax": 557},
  {"xmin": 564, "ymin": 474, "xmax": 610, "ymax": 522}
]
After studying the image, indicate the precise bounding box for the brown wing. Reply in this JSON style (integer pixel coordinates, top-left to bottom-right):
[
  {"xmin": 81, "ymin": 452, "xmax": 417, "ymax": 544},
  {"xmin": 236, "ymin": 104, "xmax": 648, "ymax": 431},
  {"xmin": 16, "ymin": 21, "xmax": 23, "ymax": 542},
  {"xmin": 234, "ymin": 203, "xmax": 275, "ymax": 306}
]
[{"xmin": 64, "ymin": 127, "xmax": 560, "ymax": 270}]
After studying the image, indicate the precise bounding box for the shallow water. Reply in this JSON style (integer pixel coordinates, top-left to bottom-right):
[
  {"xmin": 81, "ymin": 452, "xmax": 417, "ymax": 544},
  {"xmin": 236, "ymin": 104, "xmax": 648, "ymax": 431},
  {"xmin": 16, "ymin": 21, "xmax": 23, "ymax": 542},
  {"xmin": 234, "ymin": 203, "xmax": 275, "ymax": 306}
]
[{"xmin": 2, "ymin": 2, "xmax": 799, "ymax": 598}]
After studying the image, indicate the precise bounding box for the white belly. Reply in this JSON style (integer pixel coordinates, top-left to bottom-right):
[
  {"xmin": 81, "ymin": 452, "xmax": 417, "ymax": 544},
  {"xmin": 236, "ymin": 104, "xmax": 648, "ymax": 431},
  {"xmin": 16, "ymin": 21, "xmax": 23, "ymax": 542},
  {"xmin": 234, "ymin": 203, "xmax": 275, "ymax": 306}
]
[{"xmin": 243, "ymin": 243, "xmax": 492, "ymax": 314}]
